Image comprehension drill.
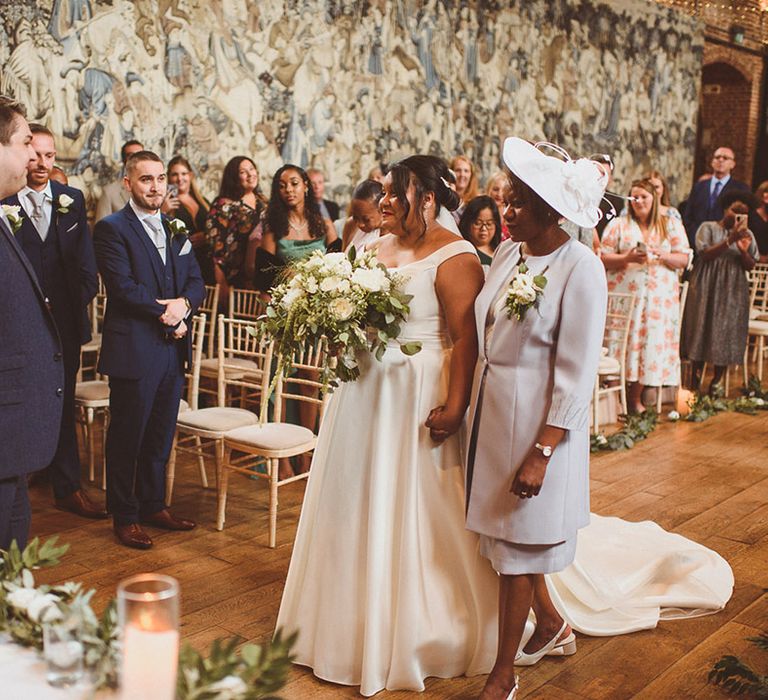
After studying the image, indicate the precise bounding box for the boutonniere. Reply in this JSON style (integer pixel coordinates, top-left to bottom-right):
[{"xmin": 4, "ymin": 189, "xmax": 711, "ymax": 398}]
[
  {"xmin": 505, "ymin": 255, "xmax": 548, "ymax": 321},
  {"xmin": 1, "ymin": 204, "xmax": 22, "ymax": 233},
  {"xmin": 168, "ymin": 218, "xmax": 188, "ymax": 236},
  {"xmin": 56, "ymin": 194, "xmax": 74, "ymax": 214}
]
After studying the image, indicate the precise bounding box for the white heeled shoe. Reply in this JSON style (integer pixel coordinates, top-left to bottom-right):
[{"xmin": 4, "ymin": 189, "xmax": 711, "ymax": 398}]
[
  {"xmin": 514, "ymin": 620, "xmax": 576, "ymax": 666},
  {"xmin": 505, "ymin": 677, "xmax": 519, "ymax": 699}
]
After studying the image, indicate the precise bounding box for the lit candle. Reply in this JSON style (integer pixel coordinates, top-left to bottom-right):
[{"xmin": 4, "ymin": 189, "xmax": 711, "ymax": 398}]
[
  {"xmin": 117, "ymin": 575, "xmax": 180, "ymax": 700},
  {"xmin": 676, "ymin": 389, "xmax": 694, "ymax": 416},
  {"xmin": 121, "ymin": 613, "xmax": 179, "ymax": 700}
]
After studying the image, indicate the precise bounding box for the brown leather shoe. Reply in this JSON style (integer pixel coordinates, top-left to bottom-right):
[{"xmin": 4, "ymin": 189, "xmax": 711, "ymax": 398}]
[
  {"xmin": 114, "ymin": 523, "xmax": 153, "ymax": 549},
  {"xmin": 141, "ymin": 509, "xmax": 196, "ymax": 531},
  {"xmin": 55, "ymin": 489, "xmax": 109, "ymax": 519}
]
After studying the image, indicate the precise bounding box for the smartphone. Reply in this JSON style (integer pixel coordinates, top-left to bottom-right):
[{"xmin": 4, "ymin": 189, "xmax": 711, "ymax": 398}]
[
  {"xmin": 734, "ymin": 213, "xmax": 747, "ymax": 228},
  {"xmin": 635, "ymin": 241, "xmax": 647, "ymax": 253},
  {"xmin": 167, "ymin": 184, "xmax": 179, "ymax": 198}
]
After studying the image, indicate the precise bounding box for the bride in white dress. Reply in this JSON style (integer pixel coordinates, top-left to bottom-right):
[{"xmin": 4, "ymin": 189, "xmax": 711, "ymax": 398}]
[
  {"xmin": 276, "ymin": 153, "xmax": 734, "ymax": 698},
  {"xmin": 277, "ymin": 155, "xmax": 499, "ymax": 696}
]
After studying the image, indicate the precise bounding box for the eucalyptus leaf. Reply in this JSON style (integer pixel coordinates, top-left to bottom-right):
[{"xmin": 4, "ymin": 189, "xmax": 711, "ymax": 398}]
[{"xmin": 400, "ymin": 342, "xmax": 422, "ymax": 356}]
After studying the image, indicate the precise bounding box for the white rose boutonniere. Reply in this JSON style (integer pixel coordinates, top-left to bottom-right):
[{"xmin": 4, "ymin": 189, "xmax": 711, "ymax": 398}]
[
  {"xmin": 504, "ymin": 256, "xmax": 548, "ymax": 321},
  {"xmin": 1, "ymin": 204, "xmax": 23, "ymax": 233},
  {"xmin": 169, "ymin": 218, "xmax": 188, "ymax": 236},
  {"xmin": 56, "ymin": 194, "xmax": 74, "ymax": 214}
]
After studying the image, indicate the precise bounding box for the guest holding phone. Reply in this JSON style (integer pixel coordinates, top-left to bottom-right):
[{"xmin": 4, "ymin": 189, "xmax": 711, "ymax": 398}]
[
  {"xmin": 162, "ymin": 156, "xmax": 213, "ymax": 283},
  {"xmin": 601, "ymin": 179, "xmax": 690, "ymax": 413},
  {"xmin": 681, "ymin": 190, "xmax": 759, "ymax": 394}
]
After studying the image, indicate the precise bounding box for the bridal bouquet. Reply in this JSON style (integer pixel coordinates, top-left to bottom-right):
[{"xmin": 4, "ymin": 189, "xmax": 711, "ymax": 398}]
[{"xmin": 256, "ymin": 248, "xmax": 421, "ymax": 391}]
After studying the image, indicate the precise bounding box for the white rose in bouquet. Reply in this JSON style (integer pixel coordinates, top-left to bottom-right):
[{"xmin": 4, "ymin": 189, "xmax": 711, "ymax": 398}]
[
  {"xmin": 329, "ymin": 297, "xmax": 356, "ymax": 321},
  {"xmin": 304, "ymin": 276, "xmax": 319, "ymax": 293},
  {"xmin": 511, "ymin": 275, "xmax": 537, "ymax": 304},
  {"xmin": 320, "ymin": 276, "xmax": 342, "ymax": 293},
  {"xmin": 352, "ymin": 267, "xmax": 389, "ymax": 293},
  {"xmin": 281, "ymin": 287, "xmax": 304, "ymax": 310}
]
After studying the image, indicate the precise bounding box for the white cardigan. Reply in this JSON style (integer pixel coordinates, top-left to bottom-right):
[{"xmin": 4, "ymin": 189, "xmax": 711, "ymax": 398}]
[{"xmin": 465, "ymin": 238, "xmax": 607, "ymax": 545}]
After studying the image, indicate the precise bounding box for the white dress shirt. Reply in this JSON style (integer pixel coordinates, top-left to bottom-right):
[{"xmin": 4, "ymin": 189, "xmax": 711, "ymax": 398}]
[
  {"xmin": 18, "ymin": 182, "xmax": 53, "ymax": 241},
  {"xmin": 129, "ymin": 199, "xmax": 166, "ymax": 263}
]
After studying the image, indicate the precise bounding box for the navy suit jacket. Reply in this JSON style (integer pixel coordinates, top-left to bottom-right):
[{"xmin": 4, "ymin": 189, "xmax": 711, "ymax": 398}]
[
  {"xmin": 682, "ymin": 177, "xmax": 750, "ymax": 246},
  {"xmin": 0, "ymin": 217, "xmax": 64, "ymax": 477},
  {"xmin": 2, "ymin": 181, "xmax": 98, "ymax": 345},
  {"xmin": 93, "ymin": 203, "xmax": 206, "ymax": 379}
]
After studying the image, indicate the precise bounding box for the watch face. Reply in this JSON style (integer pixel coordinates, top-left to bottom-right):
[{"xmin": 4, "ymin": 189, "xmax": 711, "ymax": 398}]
[{"xmin": 543, "ymin": 446, "xmax": 552, "ymax": 457}]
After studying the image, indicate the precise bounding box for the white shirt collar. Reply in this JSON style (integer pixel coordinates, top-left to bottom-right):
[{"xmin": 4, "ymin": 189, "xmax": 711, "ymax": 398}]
[
  {"xmin": 129, "ymin": 198, "xmax": 162, "ymax": 226},
  {"xmin": 711, "ymin": 174, "xmax": 731, "ymax": 190},
  {"xmin": 19, "ymin": 181, "xmax": 53, "ymax": 202}
]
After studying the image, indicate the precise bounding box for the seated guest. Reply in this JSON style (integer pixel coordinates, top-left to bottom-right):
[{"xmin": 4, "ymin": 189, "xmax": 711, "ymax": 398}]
[
  {"xmin": 205, "ymin": 156, "xmax": 267, "ymax": 293},
  {"xmin": 601, "ymin": 179, "xmax": 690, "ymax": 413},
  {"xmin": 307, "ymin": 167, "xmax": 340, "ymax": 221},
  {"xmin": 486, "ymin": 170, "xmax": 510, "ymax": 240},
  {"xmin": 95, "ymin": 139, "xmax": 143, "ymax": 221},
  {"xmin": 0, "ymin": 95, "xmax": 65, "ymax": 550},
  {"xmin": 681, "ymin": 190, "xmax": 759, "ymax": 394},
  {"xmin": 341, "ymin": 179, "xmax": 383, "ymax": 254},
  {"xmin": 458, "ymin": 195, "xmax": 501, "ymax": 267},
  {"xmin": 162, "ymin": 156, "xmax": 214, "ymax": 284},
  {"xmin": 748, "ymin": 180, "xmax": 768, "ymax": 263},
  {"xmin": 2, "ymin": 123, "xmax": 105, "ymax": 519}
]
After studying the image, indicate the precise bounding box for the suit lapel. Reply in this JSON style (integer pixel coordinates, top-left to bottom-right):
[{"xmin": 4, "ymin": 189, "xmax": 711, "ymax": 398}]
[
  {"xmin": 476, "ymin": 241, "xmax": 521, "ymax": 354},
  {"xmin": 0, "ymin": 216, "xmax": 47, "ymax": 302},
  {"xmin": 123, "ymin": 204, "xmax": 164, "ymax": 288}
]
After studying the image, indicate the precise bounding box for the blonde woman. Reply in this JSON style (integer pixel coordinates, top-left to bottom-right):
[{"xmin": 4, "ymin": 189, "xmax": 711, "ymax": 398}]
[
  {"xmin": 486, "ymin": 170, "xmax": 510, "ymax": 240},
  {"xmin": 600, "ymin": 179, "xmax": 690, "ymax": 413},
  {"xmin": 450, "ymin": 154, "xmax": 479, "ymax": 213}
]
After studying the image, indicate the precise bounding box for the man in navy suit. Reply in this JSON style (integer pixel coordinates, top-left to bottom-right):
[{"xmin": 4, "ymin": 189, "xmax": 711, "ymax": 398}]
[
  {"xmin": 683, "ymin": 146, "xmax": 750, "ymax": 247},
  {"xmin": 2, "ymin": 124, "xmax": 106, "ymax": 520},
  {"xmin": 0, "ymin": 97, "xmax": 65, "ymax": 550},
  {"xmin": 94, "ymin": 151, "xmax": 205, "ymax": 549}
]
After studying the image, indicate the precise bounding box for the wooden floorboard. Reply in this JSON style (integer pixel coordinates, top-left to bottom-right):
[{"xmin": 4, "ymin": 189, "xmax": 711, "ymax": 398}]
[{"xmin": 28, "ymin": 406, "xmax": 768, "ymax": 699}]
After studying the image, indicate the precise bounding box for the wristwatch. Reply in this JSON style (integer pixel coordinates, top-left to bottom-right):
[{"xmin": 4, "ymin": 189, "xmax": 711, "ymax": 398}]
[{"xmin": 534, "ymin": 442, "xmax": 553, "ymax": 458}]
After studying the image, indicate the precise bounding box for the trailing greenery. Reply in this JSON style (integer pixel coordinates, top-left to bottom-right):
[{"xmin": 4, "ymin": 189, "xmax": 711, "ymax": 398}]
[
  {"xmin": 709, "ymin": 630, "xmax": 768, "ymax": 698},
  {"xmin": 686, "ymin": 378, "xmax": 767, "ymax": 423},
  {"xmin": 0, "ymin": 538, "xmax": 295, "ymax": 698},
  {"xmin": 591, "ymin": 408, "xmax": 659, "ymax": 452}
]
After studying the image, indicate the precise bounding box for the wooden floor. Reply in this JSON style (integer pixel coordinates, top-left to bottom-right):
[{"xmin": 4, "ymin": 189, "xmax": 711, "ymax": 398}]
[{"xmin": 31, "ymin": 408, "xmax": 768, "ymax": 699}]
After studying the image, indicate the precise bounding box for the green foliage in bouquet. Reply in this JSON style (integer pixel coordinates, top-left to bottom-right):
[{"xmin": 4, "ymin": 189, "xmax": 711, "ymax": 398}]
[
  {"xmin": 255, "ymin": 247, "xmax": 421, "ymax": 392},
  {"xmin": 591, "ymin": 409, "xmax": 659, "ymax": 452},
  {"xmin": 709, "ymin": 630, "xmax": 768, "ymax": 697},
  {"xmin": 177, "ymin": 629, "xmax": 297, "ymax": 700}
]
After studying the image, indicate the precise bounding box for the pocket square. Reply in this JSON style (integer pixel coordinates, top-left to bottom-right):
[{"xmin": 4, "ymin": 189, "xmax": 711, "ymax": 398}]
[{"xmin": 179, "ymin": 240, "xmax": 192, "ymax": 255}]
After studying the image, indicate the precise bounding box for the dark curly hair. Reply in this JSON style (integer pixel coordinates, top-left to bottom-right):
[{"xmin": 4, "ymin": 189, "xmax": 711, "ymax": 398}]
[
  {"xmin": 218, "ymin": 155, "xmax": 267, "ymax": 203},
  {"xmin": 265, "ymin": 164, "xmax": 326, "ymax": 241},
  {"xmin": 458, "ymin": 195, "xmax": 502, "ymax": 251},
  {"xmin": 719, "ymin": 188, "xmax": 756, "ymax": 212},
  {"xmin": 388, "ymin": 155, "xmax": 461, "ymax": 238}
]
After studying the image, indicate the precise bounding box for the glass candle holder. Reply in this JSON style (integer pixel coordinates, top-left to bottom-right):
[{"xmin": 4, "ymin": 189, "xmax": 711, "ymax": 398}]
[
  {"xmin": 117, "ymin": 574, "xmax": 180, "ymax": 700},
  {"xmin": 43, "ymin": 611, "xmax": 84, "ymax": 688}
]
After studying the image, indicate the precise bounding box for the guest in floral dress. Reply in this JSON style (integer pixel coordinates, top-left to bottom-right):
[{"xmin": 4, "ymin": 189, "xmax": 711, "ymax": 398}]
[
  {"xmin": 204, "ymin": 156, "xmax": 267, "ymax": 293},
  {"xmin": 601, "ymin": 179, "xmax": 691, "ymax": 413},
  {"xmin": 681, "ymin": 190, "xmax": 758, "ymax": 394}
]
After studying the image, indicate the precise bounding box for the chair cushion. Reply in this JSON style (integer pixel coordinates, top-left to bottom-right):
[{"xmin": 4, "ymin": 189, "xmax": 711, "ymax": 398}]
[
  {"xmin": 224, "ymin": 423, "xmax": 316, "ymax": 451},
  {"xmin": 748, "ymin": 319, "xmax": 768, "ymax": 335},
  {"xmin": 199, "ymin": 357, "xmax": 262, "ymax": 379},
  {"xmin": 598, "ymin": 356, "xmax": 621, "ymax": 375},
  {"xmin": 177, "ymin": 407, "xmax": 258, "ymax": 433},
  {"xmin": 75, "ymin": 380, "xmax": 109, "ymax": 403},
  {"xmin": 178, "ymin": 399, "xmax": 190, "ymax": 414}
]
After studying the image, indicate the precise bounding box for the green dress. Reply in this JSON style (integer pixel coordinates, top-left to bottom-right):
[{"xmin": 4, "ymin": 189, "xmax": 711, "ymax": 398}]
[{"xmin": 277, "ymin": 237, "xmax": 326, "ymax": 262}]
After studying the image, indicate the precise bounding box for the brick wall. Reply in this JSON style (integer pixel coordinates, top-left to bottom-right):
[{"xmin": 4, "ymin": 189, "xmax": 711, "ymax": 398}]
[{"xmin": 656, "ymin": 0, "xmax": 766, "ymax": 187}]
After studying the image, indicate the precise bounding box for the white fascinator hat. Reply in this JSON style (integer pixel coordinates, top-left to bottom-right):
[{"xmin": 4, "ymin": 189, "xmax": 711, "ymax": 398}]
[{"xmin": 502, "ymin": 137, "xmax": 609, "ymax": 228}]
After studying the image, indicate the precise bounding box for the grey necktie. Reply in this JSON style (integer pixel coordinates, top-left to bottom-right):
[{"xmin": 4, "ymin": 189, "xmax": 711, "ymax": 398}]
[
  {"xmin": 144, "ymin": 217, "xmax": 166, "ymax": 264},
  {"xmin": 27, "ymin": 190, "xmax": 49, "ymax": 241}
]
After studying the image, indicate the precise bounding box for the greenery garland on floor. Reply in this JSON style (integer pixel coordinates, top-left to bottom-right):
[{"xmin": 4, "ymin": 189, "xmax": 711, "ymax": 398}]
[
  {"xmin": 591, "ymin": 377, "xmax": 768, "ymax": 452},
  {"xmin": 0, "ymin": 537, "xmax": 296, "ymax": 699},
  {"xmin": 709, "ymin": 627, "xmax": 768, "ymax": 698}
]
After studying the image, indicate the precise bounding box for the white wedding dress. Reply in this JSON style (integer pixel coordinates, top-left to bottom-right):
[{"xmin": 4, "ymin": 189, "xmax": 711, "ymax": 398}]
[{"xmin": 276, "ymin": 239, "xmax": 734, "ymax": 697}]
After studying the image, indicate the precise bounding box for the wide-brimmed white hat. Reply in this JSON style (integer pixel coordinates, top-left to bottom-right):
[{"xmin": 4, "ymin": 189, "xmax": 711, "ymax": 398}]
[{"xmin": 502, "ymin": 137, "xmax": 608, "ymax": 228}]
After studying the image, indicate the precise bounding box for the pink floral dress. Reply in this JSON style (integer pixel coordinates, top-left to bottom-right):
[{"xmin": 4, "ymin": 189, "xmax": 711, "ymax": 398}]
[{"xmin": 600, "ymin": 216, "xmax": 691, "ymax": 386}]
